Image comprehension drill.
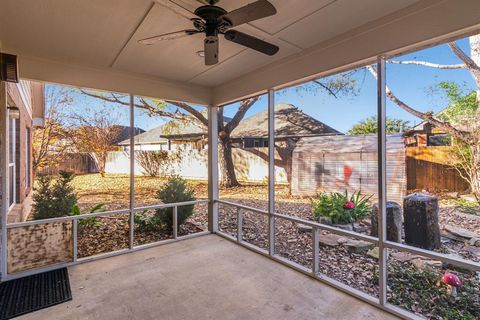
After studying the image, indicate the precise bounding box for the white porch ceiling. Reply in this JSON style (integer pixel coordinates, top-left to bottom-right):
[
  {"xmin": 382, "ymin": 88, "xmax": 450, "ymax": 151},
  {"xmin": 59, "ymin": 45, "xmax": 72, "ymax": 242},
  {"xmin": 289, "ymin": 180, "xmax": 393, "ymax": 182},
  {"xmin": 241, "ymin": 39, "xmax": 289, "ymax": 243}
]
[{"xmin": 1, "ymin": 0, "xmax": 480, "ymax": 105}]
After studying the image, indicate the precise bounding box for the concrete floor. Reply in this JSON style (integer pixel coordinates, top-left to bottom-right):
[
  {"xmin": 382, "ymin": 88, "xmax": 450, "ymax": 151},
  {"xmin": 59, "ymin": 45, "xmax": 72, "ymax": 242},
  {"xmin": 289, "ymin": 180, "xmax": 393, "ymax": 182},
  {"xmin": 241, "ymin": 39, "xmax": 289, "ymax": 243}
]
[{"xmin": 20, "ymin": 235, "xmax": 398, "ymax": 320}]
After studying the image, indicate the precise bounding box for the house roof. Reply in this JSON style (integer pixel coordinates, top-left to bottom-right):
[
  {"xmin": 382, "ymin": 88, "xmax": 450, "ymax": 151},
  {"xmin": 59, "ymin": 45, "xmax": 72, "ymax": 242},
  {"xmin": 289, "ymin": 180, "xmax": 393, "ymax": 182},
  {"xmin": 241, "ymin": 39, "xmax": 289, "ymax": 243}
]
[{"xmin": 119, "ymin": 103, "xmax": 340, "ymax": 145}]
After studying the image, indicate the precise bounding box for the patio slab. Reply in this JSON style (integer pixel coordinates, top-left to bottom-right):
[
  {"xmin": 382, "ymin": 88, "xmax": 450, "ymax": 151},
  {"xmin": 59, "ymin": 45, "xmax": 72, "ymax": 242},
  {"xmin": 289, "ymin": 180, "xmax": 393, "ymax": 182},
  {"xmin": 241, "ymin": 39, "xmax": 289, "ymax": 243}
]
[{"xmin": 18, "ymin": 235, "xmax": 398, "ymax": 320}]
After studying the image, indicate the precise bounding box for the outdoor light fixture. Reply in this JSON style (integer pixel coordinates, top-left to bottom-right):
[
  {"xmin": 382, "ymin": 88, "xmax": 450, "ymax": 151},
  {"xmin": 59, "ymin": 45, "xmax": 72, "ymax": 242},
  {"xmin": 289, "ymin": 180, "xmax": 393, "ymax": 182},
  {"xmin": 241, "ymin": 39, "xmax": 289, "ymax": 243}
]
[
  {"xmin": 7, "ymin": 105, "xmax": 20, "ymax": 119},
  {"xmin": 196, "ymin": 50, "xmax": 205, "ymax": 57}
]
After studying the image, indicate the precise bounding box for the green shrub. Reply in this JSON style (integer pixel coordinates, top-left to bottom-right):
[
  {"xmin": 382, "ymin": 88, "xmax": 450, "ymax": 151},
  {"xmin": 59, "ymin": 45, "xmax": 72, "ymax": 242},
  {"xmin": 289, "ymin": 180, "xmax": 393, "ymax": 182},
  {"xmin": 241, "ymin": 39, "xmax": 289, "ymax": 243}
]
[
  {"xmin": 71, "ymin": 203, "xmax": 106, "ymax": 228},
  {"xmin": 32, "ymin": 171, "xmax": 77, "ymax": 220},
  {"xmin": 155, "ymin": 176, "xmax": 196, "ymax": 230},
  {"xmin": 312, "ymin": 190, "xmax": 372, "ymax": 224}
]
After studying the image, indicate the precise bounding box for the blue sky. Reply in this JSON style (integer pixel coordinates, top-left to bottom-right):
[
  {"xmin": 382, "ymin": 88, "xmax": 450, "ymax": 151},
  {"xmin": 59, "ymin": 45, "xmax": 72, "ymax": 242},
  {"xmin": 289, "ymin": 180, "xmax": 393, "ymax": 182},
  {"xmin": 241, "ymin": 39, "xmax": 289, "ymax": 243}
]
[{"xmin": 49, "ymin": 36, "xmax": 476, "ymax": 134}]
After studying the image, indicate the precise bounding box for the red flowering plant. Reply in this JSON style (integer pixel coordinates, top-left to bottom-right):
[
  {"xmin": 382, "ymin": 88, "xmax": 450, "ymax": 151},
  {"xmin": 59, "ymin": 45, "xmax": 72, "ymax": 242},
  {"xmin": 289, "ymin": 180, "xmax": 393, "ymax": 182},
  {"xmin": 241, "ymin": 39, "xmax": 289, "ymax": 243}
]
[{"xmin": 312, "ymin": 190, "xmax": 372, "ymax": 225}]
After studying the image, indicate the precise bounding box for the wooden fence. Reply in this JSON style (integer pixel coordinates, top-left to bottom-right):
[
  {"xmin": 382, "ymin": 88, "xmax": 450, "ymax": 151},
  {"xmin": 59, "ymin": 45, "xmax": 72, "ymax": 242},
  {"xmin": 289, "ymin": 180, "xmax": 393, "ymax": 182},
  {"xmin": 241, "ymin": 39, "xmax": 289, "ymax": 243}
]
[
  {"xmin": 406, "ymin": 146, "xmax": 469, "ymax": 192},
  {"xmin": 37, "ymin": 153, "xmax": 96, "ymax": 176}
]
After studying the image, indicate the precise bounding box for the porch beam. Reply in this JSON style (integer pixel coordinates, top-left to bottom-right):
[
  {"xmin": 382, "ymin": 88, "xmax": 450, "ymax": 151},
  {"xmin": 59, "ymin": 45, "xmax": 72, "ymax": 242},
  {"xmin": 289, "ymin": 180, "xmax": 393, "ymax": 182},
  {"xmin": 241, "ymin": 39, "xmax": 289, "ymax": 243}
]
[
  {"xmin": 14, "ymin": 55, "xmax": 211, "ymax": 106},
  {"xmin": 208, "ymin": 105, "xmax": 219, "ymax": 232}
]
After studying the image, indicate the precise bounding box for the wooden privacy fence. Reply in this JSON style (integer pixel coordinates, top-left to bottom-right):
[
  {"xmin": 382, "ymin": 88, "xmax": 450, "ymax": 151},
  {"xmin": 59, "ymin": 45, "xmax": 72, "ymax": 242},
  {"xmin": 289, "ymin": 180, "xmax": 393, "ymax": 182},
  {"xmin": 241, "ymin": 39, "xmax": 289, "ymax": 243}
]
[
  {"xmin": 37, "ymin": 153, "xmax": 96, "ymax": 176},
  {"xmin": 406, "ymin": 146, "xmax": 469, "ymax": 192}
]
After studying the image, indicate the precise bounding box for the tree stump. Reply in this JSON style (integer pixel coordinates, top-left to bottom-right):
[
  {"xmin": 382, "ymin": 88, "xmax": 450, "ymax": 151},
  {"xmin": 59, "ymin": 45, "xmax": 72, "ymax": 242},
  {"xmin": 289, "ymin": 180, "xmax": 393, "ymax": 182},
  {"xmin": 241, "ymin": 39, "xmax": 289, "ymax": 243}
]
[
  {"xmin": 403, "ymin": 193, "xmax": 441, "ymax": 250},
  {"xmin": 371, "ymin": 201, "xmax": 402, "ymax": 243}
]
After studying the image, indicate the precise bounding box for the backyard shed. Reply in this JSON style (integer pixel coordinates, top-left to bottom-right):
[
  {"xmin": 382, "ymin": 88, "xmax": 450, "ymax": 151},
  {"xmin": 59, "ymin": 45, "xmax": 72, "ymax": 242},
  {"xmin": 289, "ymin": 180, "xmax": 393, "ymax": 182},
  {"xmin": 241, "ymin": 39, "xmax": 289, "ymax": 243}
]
[{"xmin": 291, "ymin": 134, "xmax": 406, "ymax": 203}]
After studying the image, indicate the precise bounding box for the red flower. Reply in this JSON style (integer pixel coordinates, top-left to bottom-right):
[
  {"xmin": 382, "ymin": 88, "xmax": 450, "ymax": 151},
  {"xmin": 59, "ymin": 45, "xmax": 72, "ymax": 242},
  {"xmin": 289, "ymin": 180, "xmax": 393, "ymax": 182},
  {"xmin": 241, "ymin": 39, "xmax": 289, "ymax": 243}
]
[{"xmin": 344, "ymin": 201, "xmax": 355, "ymax": 209}]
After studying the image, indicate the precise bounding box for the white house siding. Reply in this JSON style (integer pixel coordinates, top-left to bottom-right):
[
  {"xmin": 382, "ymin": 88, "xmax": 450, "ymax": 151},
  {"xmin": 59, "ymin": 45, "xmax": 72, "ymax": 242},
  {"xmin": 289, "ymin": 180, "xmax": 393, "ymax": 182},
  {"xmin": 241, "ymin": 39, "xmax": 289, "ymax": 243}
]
[
  {"xmin": 105, "ymin": 147, "xmax": 288, "ymax": 183},
  {"xmin": 291, "ymin": 134, "xmax": 406, "ymax": 204}
]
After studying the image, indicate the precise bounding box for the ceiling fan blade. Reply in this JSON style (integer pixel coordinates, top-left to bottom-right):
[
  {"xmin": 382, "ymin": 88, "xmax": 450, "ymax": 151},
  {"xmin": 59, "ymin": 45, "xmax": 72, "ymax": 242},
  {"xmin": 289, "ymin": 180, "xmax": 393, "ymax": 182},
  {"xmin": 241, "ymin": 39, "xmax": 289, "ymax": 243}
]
[
  {"xmin": 204, "ymin": 36, "xmax": 219, "ymax": 65},
  {"xmin": 224, "ymin": 30, "xmax": 278, "ymax": 55},
  {"xmin": 138, "ymin": 30, "xmax": 198, "ymax": 45},
  {"xmin": 222, "ymin": 0, "xmax": 276, "ymax": 27}
]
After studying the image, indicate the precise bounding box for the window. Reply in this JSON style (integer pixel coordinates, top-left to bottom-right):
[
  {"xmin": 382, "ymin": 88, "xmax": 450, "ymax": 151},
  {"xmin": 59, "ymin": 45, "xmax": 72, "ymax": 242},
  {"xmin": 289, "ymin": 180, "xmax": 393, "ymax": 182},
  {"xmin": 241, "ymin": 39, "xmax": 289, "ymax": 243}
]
[
  {"xmin": 8, "ymin": 116, "xmax": 16, "ymax": 209},
  {"xmin": 26, "ymin": 127, "xmax": 31, "ymax": 189}
]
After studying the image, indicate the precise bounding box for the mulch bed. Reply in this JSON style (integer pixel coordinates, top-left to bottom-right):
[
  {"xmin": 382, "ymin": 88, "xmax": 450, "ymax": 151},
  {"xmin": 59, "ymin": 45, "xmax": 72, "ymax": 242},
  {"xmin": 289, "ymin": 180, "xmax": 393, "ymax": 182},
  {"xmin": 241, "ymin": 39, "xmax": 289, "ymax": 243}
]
[{"xmin": 77, "ymin": 203, "xmax": 208, "ymax": 258}]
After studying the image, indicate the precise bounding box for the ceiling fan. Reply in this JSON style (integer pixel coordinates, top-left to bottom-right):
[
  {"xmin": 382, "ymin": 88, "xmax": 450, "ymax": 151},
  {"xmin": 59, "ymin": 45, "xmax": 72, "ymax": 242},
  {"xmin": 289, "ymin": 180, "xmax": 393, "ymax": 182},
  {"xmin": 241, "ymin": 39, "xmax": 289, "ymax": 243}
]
[{"xmin": 138, "ymin": 0, "xmax": 279, "ymax": 65}]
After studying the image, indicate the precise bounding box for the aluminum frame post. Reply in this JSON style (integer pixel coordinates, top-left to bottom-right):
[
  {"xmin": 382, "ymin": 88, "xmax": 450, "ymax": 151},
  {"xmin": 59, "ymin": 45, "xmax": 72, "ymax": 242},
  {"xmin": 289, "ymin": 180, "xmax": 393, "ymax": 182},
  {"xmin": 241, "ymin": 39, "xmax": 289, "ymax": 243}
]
[
  {"xmin": 377, "ymin": 56, "xmax": 388, "ymax": 306},
  {"xmin": 129, "ymin": 94, "xmax": 135, "ymax": 249},
  {"xmin": 0, "ymin": 82, "xmax": 8, "ymax": 280},
  {"xmin": 236, "ymin": 207, "xmax": 243, "ymax": 242},
  {"xmin": 268, "ymin": 89, "xmax": 275, "ymax": 256},
  {"xmin": 173, "ymin": 206, "xmax": 178, "ymax": 239},
  {"xmin": 208, "ymin": 105, "xmax": 219, "ymax": 232},
  {"xmin": 312, "ymin": 227, "xmax": 320, "ymax": 274}
]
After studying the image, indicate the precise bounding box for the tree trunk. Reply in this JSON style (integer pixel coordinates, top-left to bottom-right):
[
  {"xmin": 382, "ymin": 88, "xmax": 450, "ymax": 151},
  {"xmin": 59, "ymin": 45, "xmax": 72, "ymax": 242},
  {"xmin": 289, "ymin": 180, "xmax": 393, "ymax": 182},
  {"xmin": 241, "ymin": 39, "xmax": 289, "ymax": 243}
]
[{"xmin": 220, "ymin": 136, "xmax": 239, "ymax": 187}]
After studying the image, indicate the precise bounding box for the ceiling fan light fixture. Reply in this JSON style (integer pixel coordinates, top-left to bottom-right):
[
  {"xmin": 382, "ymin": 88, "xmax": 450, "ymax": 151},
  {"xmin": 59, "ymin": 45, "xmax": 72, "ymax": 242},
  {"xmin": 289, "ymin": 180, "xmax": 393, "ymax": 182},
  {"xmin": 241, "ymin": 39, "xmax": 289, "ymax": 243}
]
[{"xmin": 196, "ymin": 50, "xmax": 205, "ymax": 57}]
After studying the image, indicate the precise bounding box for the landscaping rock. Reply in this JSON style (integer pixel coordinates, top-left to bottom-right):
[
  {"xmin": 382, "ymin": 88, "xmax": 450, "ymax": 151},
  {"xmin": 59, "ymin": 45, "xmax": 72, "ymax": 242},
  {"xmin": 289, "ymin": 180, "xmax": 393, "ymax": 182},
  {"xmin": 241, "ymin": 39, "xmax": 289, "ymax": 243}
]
[
  {"xmin": 297, "ymin": 223, "xmax": 312, "ymax": 234},
  {"xmin": 444, "ymin": 225, "xmax": 478, "ymax": 240},
  {"xmin": 403, "ymin": 193, "xmax": 441, "ymax": 250},
  {"xmin": 344, "ymin": 239, "xmax": 374, "ymax": 254},
  {"xmin": 390, "ymin": 251, "xmax": 424, "ymax": 263},
  {"xmin": 318, "ymin": 233, "xmax": 343, "ymax": 247},
  {"xmin": 445, "ymin": 192, "xmax": 459, "ymax": 199},
  {"xmin": 460, "ymin": 194, "xmax": 477, "ymax": 202},
  {"xmin": 353, "ymin": 223, "xmax": 369, "ymax": 233},
  {"xmin": 333, "ymin": 223, "xmax": 353, "ymax": 231},
  {"xmin": 367, "ymin": 247, "xmax": 379, "ymax": 259},
  {"xmin": 371, "ymin": 201, "xmax": 402, "ymax": 243},
  {"xmin": 410, "ymin": 258, "xmax": 442, "ymax": 271},
  {"xmin": 469, "ymin": 237, "xmax": 480, "ymax": 247}
]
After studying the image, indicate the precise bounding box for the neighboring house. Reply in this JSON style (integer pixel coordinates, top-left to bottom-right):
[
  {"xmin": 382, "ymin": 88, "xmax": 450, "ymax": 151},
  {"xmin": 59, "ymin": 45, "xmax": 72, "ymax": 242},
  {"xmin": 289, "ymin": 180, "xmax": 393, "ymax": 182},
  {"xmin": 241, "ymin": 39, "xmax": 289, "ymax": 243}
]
[
  {"xmin": 119, "ymin": 104, "xmax": 340, "ymax": 150},
  {"xmin": 405, "ymin": 121, "xmax": 452, "ymax": 147},
  {"xmin": 2, "ymin": 80, "xmax": 44, "ymax": 222}
]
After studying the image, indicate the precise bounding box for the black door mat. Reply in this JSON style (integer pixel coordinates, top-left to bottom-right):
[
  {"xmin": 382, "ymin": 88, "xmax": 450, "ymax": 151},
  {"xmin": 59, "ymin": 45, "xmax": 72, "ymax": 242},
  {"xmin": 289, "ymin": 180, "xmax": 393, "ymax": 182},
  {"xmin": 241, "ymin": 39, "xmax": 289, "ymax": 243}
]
[{"xmin": 0, "ymin": 268, "xmax": 72, "ymax": 320}]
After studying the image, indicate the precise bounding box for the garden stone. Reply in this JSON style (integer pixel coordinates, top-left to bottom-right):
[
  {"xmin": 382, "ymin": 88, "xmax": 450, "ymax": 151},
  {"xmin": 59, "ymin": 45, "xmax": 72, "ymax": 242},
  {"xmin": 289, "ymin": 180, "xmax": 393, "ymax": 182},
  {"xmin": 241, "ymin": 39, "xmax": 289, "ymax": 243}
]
[
  {"xmin": 460, "ymin": 194, "xmax": 477, "ymax": 202},
  {"xmin": 297, "ymin": 224, "xmax": 312, "ymax": 234},
  {"xmin": 444, "ymin": 225, "xmax": 478, "ymax": 240},
  {"xmin": 333, "ymin": 223, "xmax": 353, "ymax": 231},
  {"xmin": 371, "ymin": 201, "xmax": 402, "ymax": 243},
  {"xmin": 353, "ymin": 223, "xmax": 369, "ymax": 233},
  {"xmin": 367, "ymin": 247, "xmax": 379, "ymax": 259},
  {"xmin": 344, "ymin": 239, "xmax": 374, "ymax": 253},
  {"xmin": 469, "ymin": 237, "xmax": 480, "ymax": 247},
  {"xmin": 318, "ymin": 233, "xmax": 343, "ymax": 247},
  {"xmin": 403, "ymin": 193, "xmax": 441, "ymax": 250},
  {"xmin": 390, "ymin": 251, "xmax": 423, "ymax": 263},
  {"xmin": 411, "ymin": 258, "xmax": 442, "ymax": 271}
]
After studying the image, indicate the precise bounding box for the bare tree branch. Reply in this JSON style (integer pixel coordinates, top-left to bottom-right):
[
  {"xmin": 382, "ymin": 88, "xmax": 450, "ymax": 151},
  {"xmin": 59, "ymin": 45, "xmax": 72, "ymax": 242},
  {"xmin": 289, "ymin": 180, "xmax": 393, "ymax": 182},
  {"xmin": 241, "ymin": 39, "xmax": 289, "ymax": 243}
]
[
  {"xmin": 79, "ymin": 89, "xmax": 200, "ymax": 125},
  {"xmin": 367, "ymin": 65, "xmax": 470, "ymax": 141},
  {"xmin": 387, "ymin": 60, "xmax": 465, "ymax": 69},
  {"xmin": 225, "ymin": 97, "xmax": 259, "ymax": 134},
  {"xmin": 312, "ymin": 80, "xmax": 338, "ymax": 98},
  {"xmin": 448, "ymin": 42, "xmax": 480, "ymax": 71}
]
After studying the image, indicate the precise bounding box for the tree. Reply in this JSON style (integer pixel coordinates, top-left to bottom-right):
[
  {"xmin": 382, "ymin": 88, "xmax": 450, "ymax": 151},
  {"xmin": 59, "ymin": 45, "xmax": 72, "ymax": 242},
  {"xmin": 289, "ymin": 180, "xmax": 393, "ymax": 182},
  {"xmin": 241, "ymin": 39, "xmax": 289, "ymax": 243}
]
[
  {"xmin": 348, "ymin": 116, "xmax": 411, "ymax": 134},
  {"xmin": 79, "ymin": 76, "xmax": 353, "ymax": 188},
  {"xmin": 135, "ymin": 150, "xmax": 181, "ymax": 177},
  {"xmin": 67, "ymin": 108, "xmax": 124, "ymax": 177},
  {"xmin": 32, "ymin": 86, "xmax": 72, "ymax": 176},
  {"xmin": 368, "ymin": 34, "xmax": 480, "ymax": 201}
]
